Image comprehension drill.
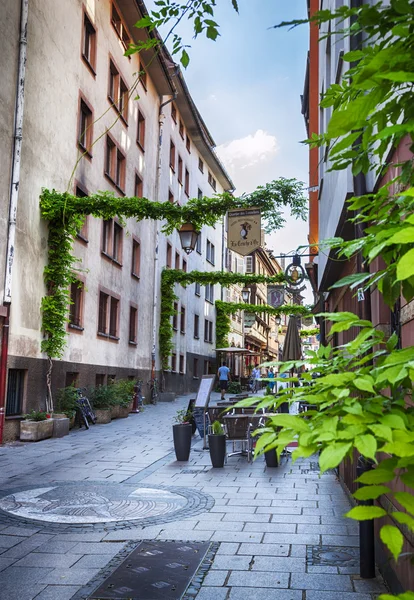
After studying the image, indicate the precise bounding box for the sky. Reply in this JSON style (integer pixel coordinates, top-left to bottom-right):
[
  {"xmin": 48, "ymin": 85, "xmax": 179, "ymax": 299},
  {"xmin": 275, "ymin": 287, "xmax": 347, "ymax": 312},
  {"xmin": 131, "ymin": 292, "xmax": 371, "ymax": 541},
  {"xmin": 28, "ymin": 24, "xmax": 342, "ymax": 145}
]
[{"xmin": 149, "ymin": 0, "xmax": 312, "ymax": 299}]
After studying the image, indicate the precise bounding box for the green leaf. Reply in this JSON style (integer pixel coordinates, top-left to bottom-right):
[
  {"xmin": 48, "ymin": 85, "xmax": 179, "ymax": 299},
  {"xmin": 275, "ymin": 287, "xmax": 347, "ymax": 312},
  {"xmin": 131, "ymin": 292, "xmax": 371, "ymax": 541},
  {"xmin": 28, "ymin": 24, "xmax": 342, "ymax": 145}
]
[
  {"xmin": 381, "ymin": 442, "xmax": 414, "ymax": 457},
  {"xmin": 329, "ymin": 272, "xmax": 372, "ymax": 289},
  {"xmin": 265, "ymin": 414, "xmax": 309, "ymax": 432},
  {"xmin": 394, "ymin": 492, "xmax": 414, "ymax": 515},
  {"xmin": 319, "ymin": 442, "xmax": 352, "ymax": 473},
  {"xmin": 396, "ymin": 248, "xmax": 414, "ymax": 281},
  {"xmin": 354, "ymin": 377, "xmax": 375, "ymax": 394},
  {"xmin": 231, "ymin": 0, "xmax": 239, "ymax": 12},
  {"xmin": 345, "ymin": 506, "xmax": 387, "ymax": 520},
  {"xmin": 356, "ymin": 468, "xmax": 395, "ymax": 484},
  {"xmin": 378, "ymin": 71, "xmax": 414, "ymax": 82},
  {"xmin": 353, "ymin": 485, "xmax": 390, "ymax": 501},
  {"xmin": 355, "ymin": 434, "xmax": 377, "ymax": 460},
  {"xmin": 180, "ymin": 49, "xmax": 190, "ymax": 68},
  {"xmin": 380, "ymin": 525, "xmax": 403, "ymax": 561},
  {"xmin": 368, "ymin": 424, "xmax": 393, "ymax": 443},
  {"xmin": 343, "ymin": 50, "xmax": 365, "ymax": 62},
  {"xmin": 385, "ymin": 227, "xmax": 414, "ymax": 245},
  {"xmin": 393, "ymin": 511, "xmax": 414, "ymax": 531},
  {"xmin": 381, "ymin": 414, "xmax": 406, "ymax": 430}
]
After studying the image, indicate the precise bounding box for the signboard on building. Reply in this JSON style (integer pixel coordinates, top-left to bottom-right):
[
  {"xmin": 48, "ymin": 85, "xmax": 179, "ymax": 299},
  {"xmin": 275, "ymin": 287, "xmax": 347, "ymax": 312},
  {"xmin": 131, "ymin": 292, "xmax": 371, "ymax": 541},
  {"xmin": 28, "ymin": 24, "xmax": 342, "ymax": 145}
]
[
  {"xmin": 244, "ymin": 313, "xmax": 256, "ymax": 328},
  {"xmin": 267, "ymin": 286, "xmax": 285, "ymax": 308},
  {"xmin": 227, "ymin": 208, "xmax": 261, "ymax": 256}
]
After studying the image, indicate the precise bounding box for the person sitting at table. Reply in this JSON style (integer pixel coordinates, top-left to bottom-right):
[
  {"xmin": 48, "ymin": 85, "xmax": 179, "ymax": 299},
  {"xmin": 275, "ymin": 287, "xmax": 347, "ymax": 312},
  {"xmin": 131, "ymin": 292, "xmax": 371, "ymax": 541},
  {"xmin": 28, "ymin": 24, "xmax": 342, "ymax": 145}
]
[{"xmin": 217, "ymin": 362, "xmax": 231, "ymax": 400}]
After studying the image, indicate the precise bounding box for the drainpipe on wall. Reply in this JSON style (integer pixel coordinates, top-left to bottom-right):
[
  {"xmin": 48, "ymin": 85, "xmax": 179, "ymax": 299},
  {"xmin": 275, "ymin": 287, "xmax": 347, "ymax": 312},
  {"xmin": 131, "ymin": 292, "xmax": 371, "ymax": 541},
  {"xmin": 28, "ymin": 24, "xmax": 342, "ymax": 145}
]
[
  {"xmin": 0, "ymin": 0, "xmax": 29, "ymax": 445},
  {"xmin": 151, "ymin": 92, "xmax": 177, "ymax": 392}
]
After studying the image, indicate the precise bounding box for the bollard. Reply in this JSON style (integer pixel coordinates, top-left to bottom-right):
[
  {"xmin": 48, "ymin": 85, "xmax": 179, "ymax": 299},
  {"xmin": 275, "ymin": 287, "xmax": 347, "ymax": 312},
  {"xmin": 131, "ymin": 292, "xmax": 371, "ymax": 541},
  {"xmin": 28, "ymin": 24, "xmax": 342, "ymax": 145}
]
[{"xmin": 356, "ymin": 455, "xmax": 376, "ymax": 578}]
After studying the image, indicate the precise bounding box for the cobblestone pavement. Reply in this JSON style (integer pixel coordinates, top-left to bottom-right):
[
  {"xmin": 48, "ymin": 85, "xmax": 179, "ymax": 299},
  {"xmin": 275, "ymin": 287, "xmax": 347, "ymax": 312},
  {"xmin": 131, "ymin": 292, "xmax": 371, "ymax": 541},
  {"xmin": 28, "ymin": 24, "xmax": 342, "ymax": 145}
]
[{"xmin": 0, "ymin": 393, "xmax": 389, "ymax": 600}]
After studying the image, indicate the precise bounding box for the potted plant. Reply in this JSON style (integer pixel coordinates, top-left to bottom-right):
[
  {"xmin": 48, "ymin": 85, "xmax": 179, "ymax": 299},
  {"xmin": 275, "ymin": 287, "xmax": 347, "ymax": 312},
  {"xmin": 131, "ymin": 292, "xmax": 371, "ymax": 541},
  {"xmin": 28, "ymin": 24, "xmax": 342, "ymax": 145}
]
[
  {"xmin": 20, "ymin": 411, "xmax": 54, "ymax": 442},
  {"xmin": 173, "ymin": 408, "xmax": 193, "ymax": 461},
  {"xmin": 89, "ymin": 385, "xmax": 114, "ymax": 424},
  {"xmin": 115, "ymin": 379, "xmax": 135, "ymax": 418},
  {"xmin": 208, "ymin": 420, "xmax": 226, "ymax": 468},
  {"xmin": 55, "ymin": 385, "xmax": 78, "ymax": 430}
]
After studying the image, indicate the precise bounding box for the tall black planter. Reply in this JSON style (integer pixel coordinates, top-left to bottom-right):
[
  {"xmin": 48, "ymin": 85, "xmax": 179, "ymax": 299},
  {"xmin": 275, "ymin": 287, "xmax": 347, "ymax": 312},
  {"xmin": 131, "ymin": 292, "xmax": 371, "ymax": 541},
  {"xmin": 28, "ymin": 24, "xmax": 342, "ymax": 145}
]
[
  {"xmin": 208, "ymin": 434, "xmax": 226, "ymax": 468},
  {"xmin": 264, "ymin": 449, "xmax": 279, "ymax": 468},
  {"xmin": 173, "ymin": 424, "xmax": 192, "ymax": 461}
]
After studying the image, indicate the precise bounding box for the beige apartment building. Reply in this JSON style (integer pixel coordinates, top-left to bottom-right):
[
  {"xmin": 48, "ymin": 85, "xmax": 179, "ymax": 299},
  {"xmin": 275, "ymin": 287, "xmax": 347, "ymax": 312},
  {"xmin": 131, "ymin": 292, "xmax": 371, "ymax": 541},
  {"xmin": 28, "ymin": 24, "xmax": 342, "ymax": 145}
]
[{"xmin": 0, "ymin": 0, "xmax": 232, "ymax": 435}]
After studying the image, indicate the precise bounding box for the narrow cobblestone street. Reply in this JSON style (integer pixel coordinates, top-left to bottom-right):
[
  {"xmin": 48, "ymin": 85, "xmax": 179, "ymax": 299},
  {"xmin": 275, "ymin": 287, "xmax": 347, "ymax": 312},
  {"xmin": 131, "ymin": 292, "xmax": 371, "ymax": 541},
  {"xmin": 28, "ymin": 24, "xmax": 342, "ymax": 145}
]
[{"xmin": 0, "ymin": 396, "xmax": 389, "ymax": 600}]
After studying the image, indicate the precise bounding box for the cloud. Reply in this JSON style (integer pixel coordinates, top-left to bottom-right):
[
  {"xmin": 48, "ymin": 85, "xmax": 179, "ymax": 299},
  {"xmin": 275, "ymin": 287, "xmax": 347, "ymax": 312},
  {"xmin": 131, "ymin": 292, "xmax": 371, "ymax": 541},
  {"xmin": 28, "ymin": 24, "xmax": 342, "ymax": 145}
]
[{"xmin": 216, "ymin": 129, "xmax": 279, "ymax": 173}]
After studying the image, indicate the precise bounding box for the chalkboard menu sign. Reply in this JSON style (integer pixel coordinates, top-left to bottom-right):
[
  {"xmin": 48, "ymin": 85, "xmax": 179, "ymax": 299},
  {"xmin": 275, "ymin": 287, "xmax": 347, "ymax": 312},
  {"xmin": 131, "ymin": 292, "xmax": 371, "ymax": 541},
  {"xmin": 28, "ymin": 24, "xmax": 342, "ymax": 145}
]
[{"xmin": 195, "ymin": 375, "xmax": 216, "ymax": 408}]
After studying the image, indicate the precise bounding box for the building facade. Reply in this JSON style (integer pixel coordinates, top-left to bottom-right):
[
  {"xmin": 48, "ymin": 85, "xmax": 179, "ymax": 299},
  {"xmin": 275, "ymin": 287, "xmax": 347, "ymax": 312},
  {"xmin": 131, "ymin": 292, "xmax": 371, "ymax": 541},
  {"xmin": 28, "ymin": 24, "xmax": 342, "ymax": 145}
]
[{"xmin": 0, "ymin": 0, "xmax": 232, "ymax": 438}]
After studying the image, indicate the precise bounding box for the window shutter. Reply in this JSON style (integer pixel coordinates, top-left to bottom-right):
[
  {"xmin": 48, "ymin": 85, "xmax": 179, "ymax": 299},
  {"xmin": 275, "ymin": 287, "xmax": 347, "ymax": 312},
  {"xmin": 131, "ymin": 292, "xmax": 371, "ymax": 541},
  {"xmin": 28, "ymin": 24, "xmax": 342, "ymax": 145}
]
[
  {"xmin": 245, "ymin": 256, "xmax": 253, "ymax": 273},
  {"xmin": 226, "ymin": 248, "xmax": 232, "ymax": 271},
  {"xmin": 237, "ymin": 257, "xmax": 245, "ymax": 274}
]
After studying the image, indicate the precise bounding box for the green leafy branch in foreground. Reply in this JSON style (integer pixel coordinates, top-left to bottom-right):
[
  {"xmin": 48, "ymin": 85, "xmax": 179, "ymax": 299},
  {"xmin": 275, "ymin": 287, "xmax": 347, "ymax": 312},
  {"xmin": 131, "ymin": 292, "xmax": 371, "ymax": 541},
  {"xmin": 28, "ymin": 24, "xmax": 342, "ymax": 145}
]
[{"xmin": 239, "ymin": 311, "xmax": 414, "ymax": 564}]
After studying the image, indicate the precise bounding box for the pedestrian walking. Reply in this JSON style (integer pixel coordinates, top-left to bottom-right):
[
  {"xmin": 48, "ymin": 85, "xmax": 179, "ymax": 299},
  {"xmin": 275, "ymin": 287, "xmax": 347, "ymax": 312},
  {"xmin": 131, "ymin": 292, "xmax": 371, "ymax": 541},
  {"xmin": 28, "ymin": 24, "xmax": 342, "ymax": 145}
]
[
  {"xmin": 251, "ymin": 365, "xmax": 260, "ymax": 393},
  {"xmin": 268, "ymin": 367, "xmax": 275, "ymax": 392},
  {"xmin": 217, "ymin": 362, "xmax": 231, "ymax": 400}
]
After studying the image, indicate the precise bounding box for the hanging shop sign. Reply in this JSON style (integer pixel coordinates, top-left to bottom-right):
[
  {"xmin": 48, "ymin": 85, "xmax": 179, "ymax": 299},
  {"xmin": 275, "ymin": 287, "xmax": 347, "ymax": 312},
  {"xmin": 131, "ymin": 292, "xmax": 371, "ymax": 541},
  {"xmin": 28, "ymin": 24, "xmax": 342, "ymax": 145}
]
[
  {"xmin": 267, "ymin": 286, "xmax": 285, "ymax": 308},
  {"xmin": 244, "ymin": 313, "xmax": 256, "ymax": 328},
  {"xmin": 284, "ymin": 258, "xmax": 307, "ymax": 294},
  {"xmin": 227, "ymin": 208, "xmax": 261, "ymax": 256}
]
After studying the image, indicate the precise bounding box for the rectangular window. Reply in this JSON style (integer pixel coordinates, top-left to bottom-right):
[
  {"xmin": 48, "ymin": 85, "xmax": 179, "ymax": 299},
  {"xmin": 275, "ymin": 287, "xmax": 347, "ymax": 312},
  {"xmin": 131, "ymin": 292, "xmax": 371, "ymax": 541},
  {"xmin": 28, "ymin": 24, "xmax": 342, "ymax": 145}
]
[
  {"xmin": 75, "ymin": 186, "xmax": 89, "ymax": 241},
  {"xmin": 69, "ymin": 280, "xmax": 84, "ymax": 329},
  {"xmin": 195, "ymin": 282, "xmax": 201, "ymax": 296},
  {"xmin": 172, "ymin": 302, "xmax": 178, "ymax": 330},
  {"xmin": 168, "ymin": 190, "xmax": 174, "ymax": 204},
  {"xmin": 96, "ymin": 374, "xmax": 106, "ymax": 387},
  {"xmin": 135, "ymin": 174, "xmax": 143, "ymax": 198},
  {"xmin": 113, "ymin": 222, "xmax": 123, "ymax": 263},
  {"xmin": 171, "ymin": 353, "xmax": 177, "ymax": 372},
  {"xmin": 102, "ymin": 219, "xmax": 113, "ymax": 255},
  {"xmin": 137, "ymin": 110, "xmax": 145, "ymax": 150},
  {"xmin": 206, "ymin": 240, "xmax": 215, "ymax": 265},
  {"xmin": 180, "ymin": 307, "xmax": 186, "ymax": 334},
  {"xmin": 175, "ymin": 251, "xmax": 180, "ymax": 271},
  {"xmin": 119, "ymin": 78, "xmax": 128, "ymax": 121},
  {"xmin": 105, "ymin": 135, "xmax": 126, "ymax": 192},
  {"xmin": 196, "ymin": 231, "xmax": 201, "ymax": 254},
  {"xmin": 111, "ymin": 3, "xmax": 130, "ymax": 50},
  {"xmin": 109, "ymin": 60, "xmax": 128, "ymax": 122},
  {"xmin": 186, "ymin": 134, "xmax": 191, "ymax": 153},
  {"xmin": 6, "ymin": 369, "xmax": 25, "ymax": 416},
  {"xmin": 132, "ymin": 239, "xmax": 140, "ymax": 277},
  {"xmin": 65, "ymin": 372, "xmax": 79, "ymax": 388},
  {"xmin": 170, "ymin": 141, "xmax": 176, "ymax": 171},
  {"xmin": 179, "ymin": 354, "xmax": 185, "ymax": 374},
  {"xmin": 179, "ymin": 120, "xmax": 184, "ymax": 139},
  {"xmin": 194, "ymin": 314, "xmax": 199, "ymax": 339},
  {"xmin": 204, "ymin": 360, "xmax": 210, "ymax": 375},
  {"xmin": 109, "ymin": 297, "xmax": 119, "ymax": 337},
  {"xmin": 204, "ymin": 319, "xmax": 213, "ymax": 343},
  {"xmin": 178, "ymin": 155, "xmax": 183, "ymax": 184},
  {"xmin": 98, "ymin": 292, "xmax": 109, "ymax": 334},
  {"xmin": 78, "ymin": 98, "xmax": 93, "ymax": 154},
  {"xmin": 208, "ymin": 172, "xmax": 217, "ymax": 191},
  {"xmin": 171, "ymin": 103, "xmax": 177, "ymax": 123},
  {"xmin": 205, "ymin": 283, "xmax": 214, "ymax": 304},
  {"xmin": 197, "ymin": 188, "xmax": 203, "ymax": 200},
  {"xmin": 82, "ymin": 10, "xmax": 96, "ymax": 72},
  {"xmin": 129, "ymin": 306, "xmax": 138, "ymax": 344},
  {"xmin": 193, "ymin": 358, "xmax": 199, "ymax": 378},
  {"xmin": 245, "ymin": 255, "xmax": 253, "ymax": 273},
  {"xmin": 182, "ymin": 258, "xmax": 187, "ymax": 273},
  {"xmin": 139, "ymin": 61, "xmax": 147, "ymax": 90},
  {"xmin": 166, "ymin": 242, "xmax": 172, "ymax": 268},
  {"xmin": 184, "ymin": 168, "xmax": 190, "ymax": 196},
  {"xmin": 198, "ymin": 157, "xmax": 204, "ymax": 173}
]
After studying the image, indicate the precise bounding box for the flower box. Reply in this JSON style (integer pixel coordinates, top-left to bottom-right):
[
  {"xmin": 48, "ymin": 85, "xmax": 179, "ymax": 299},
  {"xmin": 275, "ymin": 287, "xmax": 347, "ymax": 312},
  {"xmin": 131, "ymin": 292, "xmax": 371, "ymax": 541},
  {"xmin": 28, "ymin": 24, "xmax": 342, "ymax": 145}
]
[{"xmin": 20, "ymin": 419, "xmax": 54, "ymax": 442}]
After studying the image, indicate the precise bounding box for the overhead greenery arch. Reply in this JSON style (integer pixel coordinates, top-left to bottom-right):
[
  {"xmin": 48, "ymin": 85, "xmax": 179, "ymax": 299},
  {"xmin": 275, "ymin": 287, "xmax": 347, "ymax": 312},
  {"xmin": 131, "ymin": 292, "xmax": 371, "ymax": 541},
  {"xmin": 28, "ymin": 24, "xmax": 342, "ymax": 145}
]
[{"xmin": 159, "ymin": 268, "xmax": 310, "ymax": 368}]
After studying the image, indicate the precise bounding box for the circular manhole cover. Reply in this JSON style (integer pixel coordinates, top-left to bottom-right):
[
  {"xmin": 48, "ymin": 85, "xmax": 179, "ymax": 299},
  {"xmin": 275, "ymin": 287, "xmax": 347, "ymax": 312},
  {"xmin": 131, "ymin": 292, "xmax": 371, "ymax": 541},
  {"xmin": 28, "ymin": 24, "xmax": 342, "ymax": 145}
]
[{"xmin": 0, "ymin": 483, "xmax": 213, "ymax": 530}]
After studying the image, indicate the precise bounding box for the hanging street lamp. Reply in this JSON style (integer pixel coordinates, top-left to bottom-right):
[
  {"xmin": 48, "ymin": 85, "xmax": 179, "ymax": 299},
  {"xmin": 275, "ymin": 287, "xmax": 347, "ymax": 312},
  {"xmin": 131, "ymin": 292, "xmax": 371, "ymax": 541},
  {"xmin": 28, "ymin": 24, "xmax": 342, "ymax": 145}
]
[
  {"xmin": 178, "ymin": 223, "xmax": 199, "ymax": 254},
  {"xmin": 241, "ymin": 287, "xmax": 251, "ymax": 303}
]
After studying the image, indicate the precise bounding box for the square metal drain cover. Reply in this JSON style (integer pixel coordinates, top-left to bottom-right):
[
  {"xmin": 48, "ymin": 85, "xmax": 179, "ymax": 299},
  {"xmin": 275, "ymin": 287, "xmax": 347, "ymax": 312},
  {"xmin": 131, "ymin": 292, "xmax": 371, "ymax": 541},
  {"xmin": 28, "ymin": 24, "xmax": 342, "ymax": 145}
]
[
  {"xmin": 88, "ymin": 540, "xmax": 211, "ymax": 599},
  {"xmin": 308, "ymin": 545, "xmax": 359, "ymax": 568}
]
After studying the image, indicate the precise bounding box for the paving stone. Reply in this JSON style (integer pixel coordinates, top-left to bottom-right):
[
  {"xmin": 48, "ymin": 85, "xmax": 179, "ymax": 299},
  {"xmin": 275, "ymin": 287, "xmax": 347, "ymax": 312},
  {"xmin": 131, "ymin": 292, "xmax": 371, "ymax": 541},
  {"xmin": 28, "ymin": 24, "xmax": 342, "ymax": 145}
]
[
  {"xmin": 305, "ymin": 593, "xmax": 371, "ymax": 600},
  {"xmin": 257, "ymin": 506, "xmax": 302, "ymax": 515},
  {"xmin": 195, "ymin": 522, "xmax": 244, "ymax": 532},
  {"xmin": 270, "ymin": 515, "xmax": 321, "ymax": 524},
  {"xmin": 243, "ymin": 523, "xmax": 296, "ymax": 534},
  {"xmin": 202, "ymin": 569, "xmax": 228, "ymax": 586},
  {"xmin": 34, "ymin": 541, "xmax": 79, "ymax": 554},
  {"xmin": 263, "ymin": 533, "xmax": 320, "ymax": 545},
  {"xmin": 216, "ymin": 542, "xmax": 240, "ymax": 555},
  {"xmin": 71, "ymin": 554, "xmax": 113, "ymax": 568},
  {"xmin": 227, "ymin": 498, "xmax": 271, "ymax": 506},
  {"xmin": 227, "ymin": 571, "xmax": 289, "ymax": 588},
  {"xmin": 222, "ymin": 513, "xmax": 270, "ymax": 523},
  {"xmin": 352, "ymin": 578, "xmax": 388, "ymax": 593},
  {"xmin": 0, "ymin": 566, "xmax": 54, "ymax": 586},
  {"xmin": 33, "ymin": 585, "xmax": 81, "ymax": 600},
  {"xmin": 290, "ymin": 573, "xmax": 353, "ymax": 591},
  {"xmin": 237, "ymin": 543, "xmax": 289, "ymax": 556},
  {"xmin": 68, "ymin": 542, "xmax": 126, "ymax": 555},
  {"xmin": 307, "ymin": 565, "xmax": 339, "ymax": 574},
  {"xmin": 211, "ymin": 531, "xmax": 263, "ymax": 543},
  {"xmin": 0, "ymin": 582, "xmax": 46, "ymax": 600},
  {"xmin": 1, "ymin": 527, "xmax": 40, "ymax": 537},
  {"xmin": 0, "ymin": 556, "xmax": 18, "ymax": 572},
  {"xmin": 252, "ymin": 556, "xmax": 305, "ymax": 572},
  {"xmin": 227, "ymin": 589, "xmax": 302, "ymax": 600},
  {"xmin": 211, "ymin": 555, "xmax": 252, "ymax": 570},
  {"xmin": 0, "ymin": 534, "xmax": 27, "ymax": 548},
  {"xmin": 194, "ymin": 587, "xmax": 228, "ymax": 600},
  {"xmin": 14, "ymin": 553, "xmax": 81, "ymax": 568},
  {"xmin": 297, "ymin": 524, "xmax": 348, "ymax": 535},
  {"xmin": 210, "ymin": 505, "xmax": 256, "ymax": 514},
  {"xmin": 289, "ymin": 545, "xmax": 307, "ymax": 558},
  {"xmin": 39, "ymin": 567, "xmax": 101, "ymax": 585},
  {"xmin": 321, "ymin": 535, "xmax": 359, "ymax": 547}
]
